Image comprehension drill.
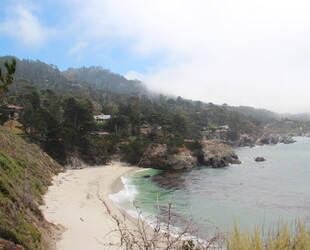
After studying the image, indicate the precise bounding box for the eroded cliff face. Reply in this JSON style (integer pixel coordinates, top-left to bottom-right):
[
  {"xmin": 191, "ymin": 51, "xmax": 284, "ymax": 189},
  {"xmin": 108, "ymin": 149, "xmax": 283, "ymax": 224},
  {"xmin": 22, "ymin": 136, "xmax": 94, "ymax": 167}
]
[
  {"xmin": 139, "ymin": 140, "xmax": 240, "ymax": 170},
  {"xmin": 139, "ymin": 144, "xmax": 197, "ymax": 170},
  {"xmin": 0, "ymin": 126, "xmax": 62, "ymax": 249},
  {"xmin": 201, "ymin": 141, "xmax": 241, "ymax": 168}
]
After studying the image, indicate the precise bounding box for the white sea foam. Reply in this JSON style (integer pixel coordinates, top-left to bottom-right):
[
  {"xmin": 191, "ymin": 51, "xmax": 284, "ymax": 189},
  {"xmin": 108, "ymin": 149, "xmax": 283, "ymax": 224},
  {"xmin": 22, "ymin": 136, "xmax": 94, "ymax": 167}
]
[
  {"xmin": 109, "ymin": 170, "xmax": 145, "ymax": 220},
  {"xmin": 110, "ymin": 176, "xmax": 136, "ymax": 205},
  {"xmin": 109, "ymin": 168, "xmax": 150, "ymax": 207},
  {"xmin": 109, "ymin": 169, "xmax": 217, "ymax": 248}
]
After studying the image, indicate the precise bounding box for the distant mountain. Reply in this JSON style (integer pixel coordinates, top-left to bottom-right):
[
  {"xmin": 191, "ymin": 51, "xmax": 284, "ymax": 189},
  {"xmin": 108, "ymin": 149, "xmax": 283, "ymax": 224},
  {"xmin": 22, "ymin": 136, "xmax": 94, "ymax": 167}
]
[
  {"xmin": 1, "ymin": 56, "xmax": 149, "ymax": 96},
  {"xmin": 0, "ymin": 56, "xmax": 86, "ymax": 94},
  {"xmin": 64, "ymin": 66, "xmax": 148, "ymax": 95},
  {"xmin": 226, "ymin": 105, "xmax": 280, "ymax": 124},
  {"xmin": 227, "ymin": 105, "xmax": 310, "ymax": 123}
]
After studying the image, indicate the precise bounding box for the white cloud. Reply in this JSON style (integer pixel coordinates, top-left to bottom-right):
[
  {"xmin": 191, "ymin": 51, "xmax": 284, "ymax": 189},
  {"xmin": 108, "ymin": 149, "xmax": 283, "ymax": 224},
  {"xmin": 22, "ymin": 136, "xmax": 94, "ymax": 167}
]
[
  {"xmin": 0, "ymin": 4, "xmax": 55, "ymax": 46},
  {"xmin": 68, "ymin": 41, "xmax": 88, "ymax": 55},
  {"xmin": 125, "ymin": 71, "xmax": 145, "ymax": 81},
  {"xmin": 64, "ymin": 0, "xmax": 310, "ymax": 112}
]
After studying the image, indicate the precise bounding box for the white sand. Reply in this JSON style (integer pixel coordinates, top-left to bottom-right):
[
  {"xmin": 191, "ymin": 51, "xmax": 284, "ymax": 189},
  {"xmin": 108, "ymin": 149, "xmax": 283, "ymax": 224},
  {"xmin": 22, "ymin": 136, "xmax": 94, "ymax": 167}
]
[{"xmin": 41, "ymin": 162, "xmax": 139, "ymax": 250}]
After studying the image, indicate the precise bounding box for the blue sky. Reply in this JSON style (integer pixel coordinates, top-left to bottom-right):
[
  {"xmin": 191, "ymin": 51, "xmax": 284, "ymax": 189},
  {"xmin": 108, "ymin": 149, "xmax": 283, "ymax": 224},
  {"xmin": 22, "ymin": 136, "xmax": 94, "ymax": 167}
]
[
  {"xmin": 0, "ymin": 0, "xmax": 157, "ymax": 74},
  {"xmin": 1, "ymin": 0, "xmax": 310, "ymax": 113}
]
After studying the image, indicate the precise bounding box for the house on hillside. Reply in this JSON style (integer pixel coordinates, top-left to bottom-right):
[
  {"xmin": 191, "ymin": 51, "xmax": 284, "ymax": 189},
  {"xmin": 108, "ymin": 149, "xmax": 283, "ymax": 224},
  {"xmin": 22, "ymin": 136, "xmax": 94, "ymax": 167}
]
[
  {"xmin": 7, "ymin": 105, "xmax": 24, "ymax": 119},
  {"xmin": 93, "ymin": 114, "xmax": 111, "ymax": 122}
]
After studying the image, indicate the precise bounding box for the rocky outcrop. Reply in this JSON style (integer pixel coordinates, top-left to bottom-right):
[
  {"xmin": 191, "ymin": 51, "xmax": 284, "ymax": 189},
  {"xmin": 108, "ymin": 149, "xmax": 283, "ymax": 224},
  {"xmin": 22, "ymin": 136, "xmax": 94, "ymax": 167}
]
[
  {"xmin": 228, "ymin": 134, "xmax": 256, "ymax": 147},
  {"xmin": 229, "ymin": 133, "xmax": 296, "ymax": 147},
  {"xmin": 138, "ymin": 140, "xmax": 240, "ymax": 170},
  {"xmin": 256, "ymin": 134, "xmax": 296, "ymax": 146},
  {"xmin": 255, "ymin": 156, "xmax": 266, "ymax": 162},
  {"xmin": 201, "ymin": 141, "xmax": 241, "ymax": 168},
  {"xmin": 139, "ymin": 144, "xmax": 197, "ymax": 170},
  {"xmin": 256, "ymin": 134, "xmax": 279, "ymax": 145},
  {"xmin": 168, "ymin": 151, "xmax": 198, "ymax": 170},
  {"xmin": 279, "ymin": 136, "xmax": 296, "ymax": 144}
]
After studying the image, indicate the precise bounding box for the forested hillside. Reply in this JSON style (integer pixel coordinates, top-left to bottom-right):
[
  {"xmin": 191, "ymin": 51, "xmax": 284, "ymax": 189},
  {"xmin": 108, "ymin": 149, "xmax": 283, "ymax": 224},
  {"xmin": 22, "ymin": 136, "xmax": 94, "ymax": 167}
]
[
  {"xmin": 0, "ymin": 56, "xmax": 150, "ymax": 98},
  {"xmin": 1, "ymin": 56, "xmax": 307, "ymax": 167},
  {"xmin": 227, "ymin": 105, "xmax": 310, "ymax": 124},
  {"xmin": 2, "ymin": 58, "xmax": 261, "ymax": 167},
  {"xmin": 0, "ymin": 56, "xmax": 85, "ymax": 95},
  {"xmin": 65, "ymin": 66, "xmax": 148, "ymax": 95}
]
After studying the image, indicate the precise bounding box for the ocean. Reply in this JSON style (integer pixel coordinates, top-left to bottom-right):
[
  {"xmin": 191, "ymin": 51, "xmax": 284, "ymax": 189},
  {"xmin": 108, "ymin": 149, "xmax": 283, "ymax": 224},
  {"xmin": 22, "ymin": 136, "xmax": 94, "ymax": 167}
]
[{"xmin": 110, "ymin": 137, "xmax": 310, "ymax": 238}]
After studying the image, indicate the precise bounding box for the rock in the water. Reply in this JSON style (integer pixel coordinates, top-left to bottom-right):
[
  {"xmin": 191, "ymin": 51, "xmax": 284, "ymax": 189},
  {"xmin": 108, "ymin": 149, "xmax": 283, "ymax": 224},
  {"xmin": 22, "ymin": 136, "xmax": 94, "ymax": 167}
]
[
  {"xmin": 138, "ymin": 141, "xmax": 241, "ymax": 170},
  {"xmin": 257, "ymin": 134, "xmax": 278, "ymax": 145},
  {"xmin": 255, "ymin": 156, "xmax": 266, "ymax": 162},
  {"xmin": 201, "ymin": 141, "xmax": 241, "ymax": 168},
  {"xmin": 143, "ymin": 174, "xmax": 151, "ymax": 178},
  {"xmin": 279, "ymin": 136, "xmax": 296, "ymax": 144}
]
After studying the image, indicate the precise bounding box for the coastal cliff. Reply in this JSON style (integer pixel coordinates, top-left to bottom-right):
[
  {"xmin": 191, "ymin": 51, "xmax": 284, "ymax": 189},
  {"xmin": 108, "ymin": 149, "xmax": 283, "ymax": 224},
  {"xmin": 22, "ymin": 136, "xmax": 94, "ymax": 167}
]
[
  {"xmin": 0, "ymin": 126, "xmax": 62, "ymax": 249},
  {"xmin": 200, "ymin": 141, "xmax": 241, "ymax": 167},
  {"xmin": 138, "ymin": 144, "xmax": 197, "ymax": 170},
  {"xmin": 139, "ymin": 140, "xmax": 240, "ymax": 170}
]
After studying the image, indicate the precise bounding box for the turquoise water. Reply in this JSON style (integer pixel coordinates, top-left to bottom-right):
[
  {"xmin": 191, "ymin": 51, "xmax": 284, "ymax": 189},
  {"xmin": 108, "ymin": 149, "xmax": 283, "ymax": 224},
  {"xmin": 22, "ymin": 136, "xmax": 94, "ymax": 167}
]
[{"xmin": 110, "ymin": 137, "xmax": 310, "ymax": 237}]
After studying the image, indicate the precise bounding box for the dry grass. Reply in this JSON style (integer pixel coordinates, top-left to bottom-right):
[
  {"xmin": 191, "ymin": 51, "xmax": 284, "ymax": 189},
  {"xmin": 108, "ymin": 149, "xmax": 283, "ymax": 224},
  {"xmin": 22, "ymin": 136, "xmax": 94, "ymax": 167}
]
[
  {"xmin": 3, "ymin": 120, "xmax": 24, "ymax": 134},
  {"xmin": 227, "ymin": 220, "xmax": 310, "ymax": 250}
]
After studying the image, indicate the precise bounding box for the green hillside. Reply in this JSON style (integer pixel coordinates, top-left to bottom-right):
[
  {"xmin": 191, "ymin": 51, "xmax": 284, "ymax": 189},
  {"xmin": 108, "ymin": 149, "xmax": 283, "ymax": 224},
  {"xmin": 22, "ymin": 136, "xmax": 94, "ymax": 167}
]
[{"xmin": 0, "ymin": 126, "xmax": 62, "ymax": 249}]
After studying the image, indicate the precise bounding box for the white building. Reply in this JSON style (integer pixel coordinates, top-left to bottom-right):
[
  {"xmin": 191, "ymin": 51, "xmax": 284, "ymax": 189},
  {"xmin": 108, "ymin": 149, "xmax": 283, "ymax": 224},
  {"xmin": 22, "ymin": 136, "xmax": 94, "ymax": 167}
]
[{"xmin": 94, "ymin": 114, "xmax": 111, "ymax": 122}]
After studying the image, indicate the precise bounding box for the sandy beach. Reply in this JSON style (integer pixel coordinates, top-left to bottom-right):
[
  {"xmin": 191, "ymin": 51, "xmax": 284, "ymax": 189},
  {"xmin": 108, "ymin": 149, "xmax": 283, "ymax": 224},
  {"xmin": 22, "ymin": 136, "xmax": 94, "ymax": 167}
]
[{"xmin": 41, "ymin": 161, "xmax": 140, "ymax": 250}]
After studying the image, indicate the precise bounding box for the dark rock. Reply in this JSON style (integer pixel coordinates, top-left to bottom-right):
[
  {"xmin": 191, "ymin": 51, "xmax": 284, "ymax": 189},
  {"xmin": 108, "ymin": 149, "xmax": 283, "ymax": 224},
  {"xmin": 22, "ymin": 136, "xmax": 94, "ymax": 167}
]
[
  {"xmin": 143, "ymin": 174, "xmax": 151, "ymax": 178},
  {"xmin": 255, "ymin": 157, "xmax": 266, "ymax": 162},
  {"xmin": 226, "ymin": 134, "xmax": 258, "ymax": 147},
  {"xmin": 257, "ymin": 134, "xmax": 278, "ymax": 145},
  {"xmin": 279, "ymin": 136, "xmax": 296, "ymax": 144}
]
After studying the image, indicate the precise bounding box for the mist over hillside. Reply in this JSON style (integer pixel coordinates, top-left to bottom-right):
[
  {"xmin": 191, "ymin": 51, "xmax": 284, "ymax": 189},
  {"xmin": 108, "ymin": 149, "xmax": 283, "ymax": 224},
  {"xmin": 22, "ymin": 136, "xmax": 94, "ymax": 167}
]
[
  {"xmin": 64, "ymin": 67, "xmax": 148, "ymax": 95},
  {"xmin": 1, "ymin": 56, "xmax": 151, "ymax": 97},
  {"xmin": 227, "ymin": 105, "xmax": 310, "ymax": 123},
  {"xmin": 2, "ymin": 56, "xmax": 310, "ymax": 123}
]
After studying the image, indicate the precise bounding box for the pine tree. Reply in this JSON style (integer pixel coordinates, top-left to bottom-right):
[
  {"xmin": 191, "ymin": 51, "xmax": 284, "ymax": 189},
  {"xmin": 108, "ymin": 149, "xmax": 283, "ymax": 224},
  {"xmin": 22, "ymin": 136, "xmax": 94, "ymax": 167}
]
[{"xmin": 0, "ymin": 58, "xmax": 17, "ymax": 94}]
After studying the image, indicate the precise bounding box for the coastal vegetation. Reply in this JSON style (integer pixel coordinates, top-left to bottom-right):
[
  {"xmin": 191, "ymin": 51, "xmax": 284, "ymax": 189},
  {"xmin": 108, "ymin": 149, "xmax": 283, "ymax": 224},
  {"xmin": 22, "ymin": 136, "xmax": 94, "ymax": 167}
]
[
  {"xmin": 0, "ymin": 56, "xmax": 293, "ymax": 167},
  {"xmin": 0, "ymin": 56, "xmax": 265, "ymax": 167},
  {"xmin": 1, "ymin": 56, "xmax": 307, "ymax": 169},
  {"xmin": 227, "ymin": 221, "xmax": 310, "ymax": 250},
  {"xmin": 0, "ymin": 126, "xmax": 61, "ymax": 249},
  {"xmin": 1, "ymin": 56, "xmax": 310, "ymax": 249}
]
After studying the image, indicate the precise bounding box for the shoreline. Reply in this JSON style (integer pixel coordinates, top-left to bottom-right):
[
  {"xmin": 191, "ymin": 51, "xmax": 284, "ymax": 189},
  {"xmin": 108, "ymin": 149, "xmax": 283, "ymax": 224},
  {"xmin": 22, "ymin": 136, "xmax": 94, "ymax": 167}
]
[{"xmin": 41, "ymin": 161, "xmax": 141, "ymax": 249}]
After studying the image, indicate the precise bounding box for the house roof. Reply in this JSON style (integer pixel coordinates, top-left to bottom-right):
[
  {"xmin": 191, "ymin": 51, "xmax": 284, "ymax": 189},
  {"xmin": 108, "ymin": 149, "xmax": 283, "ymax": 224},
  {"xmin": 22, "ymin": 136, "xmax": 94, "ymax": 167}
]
[
  {"xmin": 95, "ymin": 132, "xmax": 110, "ymax": 135},
  {"xmin": 7, "ymin": 105, "xmax": 24, "ymax": 110}
]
